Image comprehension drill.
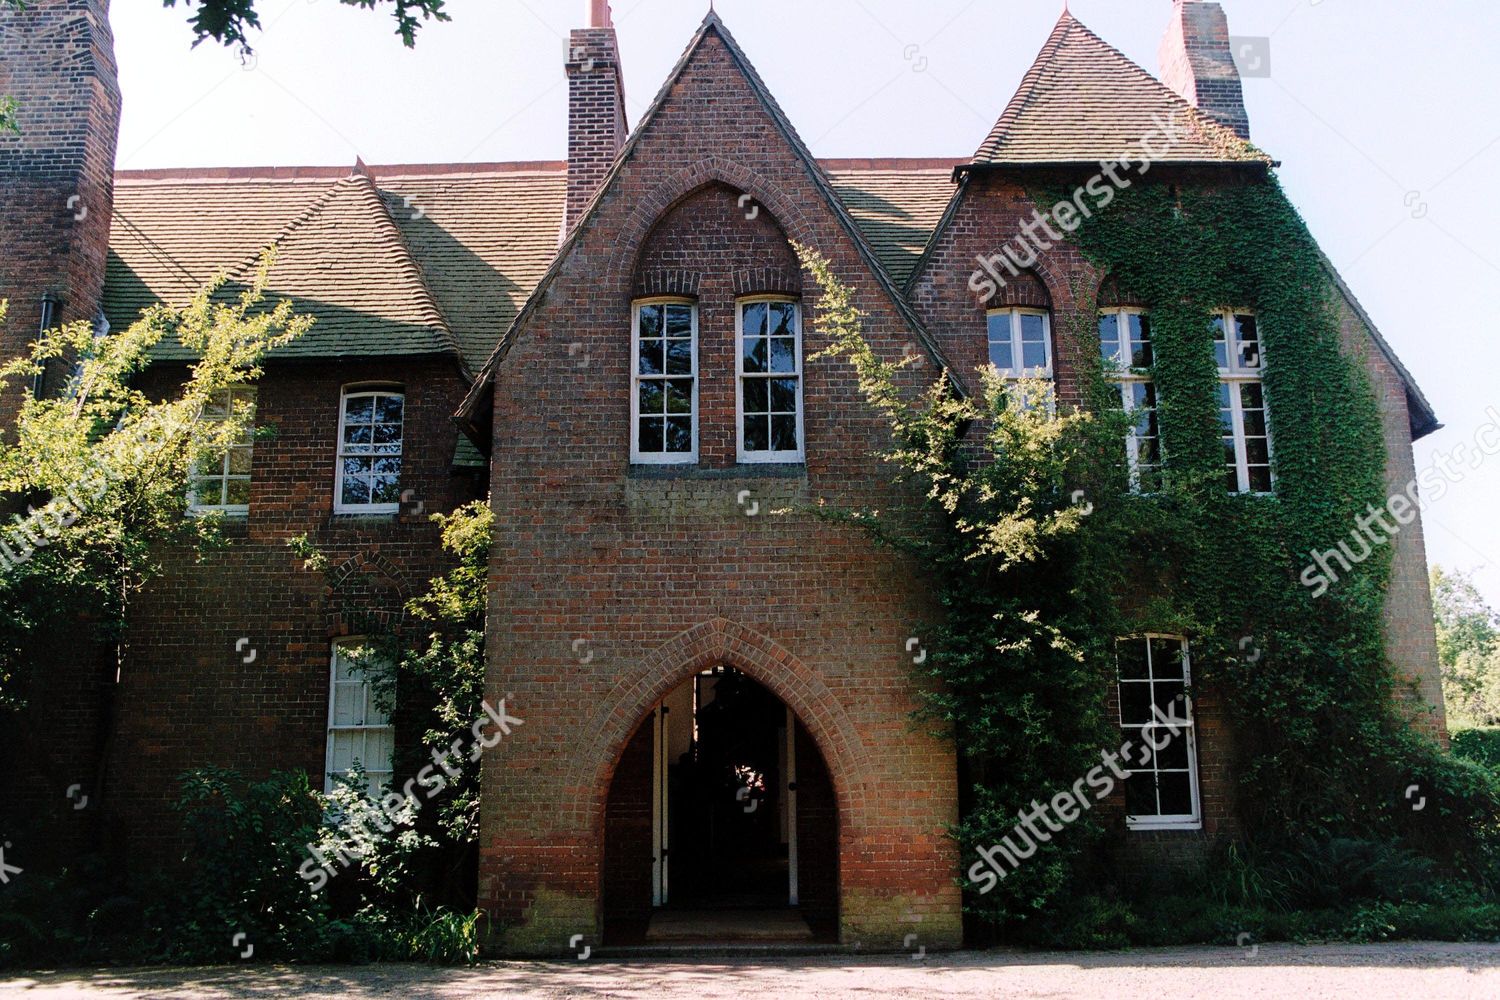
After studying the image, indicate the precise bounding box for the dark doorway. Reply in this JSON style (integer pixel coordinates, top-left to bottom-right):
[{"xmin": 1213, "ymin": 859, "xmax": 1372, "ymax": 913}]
[{"xmin": 601, "ymin": 666, "xmax": 839, "ymax": 944}]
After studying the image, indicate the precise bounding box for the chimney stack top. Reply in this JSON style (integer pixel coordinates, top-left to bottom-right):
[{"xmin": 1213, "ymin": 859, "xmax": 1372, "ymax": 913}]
[{"xmin": 587, "ymin": 0, "xmax": 613, "ymax": 28}]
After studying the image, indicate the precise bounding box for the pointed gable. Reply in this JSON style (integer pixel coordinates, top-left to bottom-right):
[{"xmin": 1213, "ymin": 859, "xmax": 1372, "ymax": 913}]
[
  {"xmin": 969, "ymin": 11, "xmax": 1270, "ymax": 167},
  {"xmin": 457, "ymin": 12, "xmax": 960, "ymax": 439},
  {"xmin": 109, "ymin": 172, "xmax": 459, "ymax": 363}
]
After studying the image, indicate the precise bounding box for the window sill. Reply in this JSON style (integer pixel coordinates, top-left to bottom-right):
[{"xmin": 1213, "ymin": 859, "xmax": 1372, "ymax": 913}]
[
  {"xmin": 328, "ymin": 512, "xmax": 399, "ymax": 527},
  {"xmin": 1126, "ymin": 819, "xmax": 1203, "ymax": 833},
  {"xmin": 626, "ymin": 463, "xmax": 807, "ymax": 481}
]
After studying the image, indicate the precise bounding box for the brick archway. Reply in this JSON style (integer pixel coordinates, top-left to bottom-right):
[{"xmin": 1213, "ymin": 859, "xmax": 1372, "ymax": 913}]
[
  {"xmin": 605, "ymin": 157, "xmax": 823, "ymax": 287},
  {"xmin": 574, "ymin": 617, "xmax": 869, "ymax": 830}
]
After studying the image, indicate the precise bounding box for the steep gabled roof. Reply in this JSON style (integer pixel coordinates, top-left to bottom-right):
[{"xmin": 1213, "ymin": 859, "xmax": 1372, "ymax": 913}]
[
  {"xmin": 109, "ymin": 171, "xmax": 459, "ymax": 363},
  {"xmin": 967, "ymin": 11, "xmax": 1271, "ymax": 169},
  {"xmin": 455, "ymin": 12, "xmax": 965, "ymax": 440}
]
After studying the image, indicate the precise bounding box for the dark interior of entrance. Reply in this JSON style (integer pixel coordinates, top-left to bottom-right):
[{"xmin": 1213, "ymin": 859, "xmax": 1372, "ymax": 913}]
[{"xmin": 602, "ymin": 666, "xmax": 838, "ymax": 944}]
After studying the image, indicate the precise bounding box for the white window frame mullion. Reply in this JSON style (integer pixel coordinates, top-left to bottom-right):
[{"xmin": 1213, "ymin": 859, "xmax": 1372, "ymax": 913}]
[
  {"xmin": 1216, "ymin": 310, "xmax": 1273, "ymax": 496},
  {"xmin": 630, "ymin": 298, "xmax": 699, "ymax": 466},
  {"xmin": 334, "ymin": 388, "xmax": 404, "ymax": 515},
  {"xmin": 324, "ymin": 640, "xmax": 395, "ymax": 794},
  {"xmin": 989, "ymin": 307, "xmax": 1053, "ymax": 380},
  {"xmin": 736, "ymin": 296, "xmax": 804, "ymax": 464},
  {"xmin": 1119, "ymin": 633, "xmax": 1202, "ymax": 831}
]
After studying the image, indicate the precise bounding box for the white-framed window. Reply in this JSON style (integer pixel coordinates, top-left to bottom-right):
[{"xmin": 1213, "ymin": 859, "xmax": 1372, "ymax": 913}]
[
  {"xmin": 336, "ymin": 388, "xmax": 404, "ymax": 513},
  {"xmin": 987, "ymin": 308, "xmax": 1052, "ymax": 379},
  {"xmin": 1116, "ymin": 635, "xmax": 1201, "ymax": 830},
  {"xmin": 189, "ymin": 386, "xmax": 256, "ymax": 515},
  {"xmin": 1214, "ymin": 311, "xmax": 1273, "ymax": 494},
  {"xmin": 1099, "ymin": 309, "xmax": 1160, "ymax": 492},
  {"xmin": 325, "ymin": 639, "xmax": 395, "ymax": 795},
  {"xmin": 631, "ymin": 299, "xmax": 698, "ymax": 464},
  {"xmin": 736, "ymin": 297, "xmax": 804, "ymax": 463}
]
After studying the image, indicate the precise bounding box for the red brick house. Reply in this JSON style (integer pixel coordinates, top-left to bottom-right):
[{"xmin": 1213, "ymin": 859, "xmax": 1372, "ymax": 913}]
[{"xmin": 0, "ymin": 0, "xmax": 1445, "ymax": 953}]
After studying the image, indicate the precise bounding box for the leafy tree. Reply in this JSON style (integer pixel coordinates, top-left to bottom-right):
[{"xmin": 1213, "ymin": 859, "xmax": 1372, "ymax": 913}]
[
  {"xmin": 3, "ymin": 0, "xmax": 448, "ymax": 53},
  {"xmin": 1433, "ymin": 566, "xmax": 1500, "ymax": 726},
  {"xmin": 0, "ymin": 252, "xmax": 310, "ymax": 710}
]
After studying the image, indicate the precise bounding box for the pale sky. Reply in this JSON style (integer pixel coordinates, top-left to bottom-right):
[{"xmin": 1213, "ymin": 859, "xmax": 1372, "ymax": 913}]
[{"xmin": 109, "ymin": 0, "xmax": 1500, "ymax": 608}]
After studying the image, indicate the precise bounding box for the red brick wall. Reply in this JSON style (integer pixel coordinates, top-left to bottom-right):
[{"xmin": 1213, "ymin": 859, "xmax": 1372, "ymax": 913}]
[
  {"xmin": 566, "ymin": 26, "xmax": 627, "ymax": 233},
  {"xmin": 0, "ymin": 0, "xmax": 121, "ymax": 428},
  {"xmin": 0, "ymin": 0, "xmax": 122, "ymax": 862},
  {"xmin": 100, "ymin": 358, "xmax": 479, "ymax": 861},
  {"xmin": 479, "ymin": 26, "xmax": 962, "ymax": 954}
]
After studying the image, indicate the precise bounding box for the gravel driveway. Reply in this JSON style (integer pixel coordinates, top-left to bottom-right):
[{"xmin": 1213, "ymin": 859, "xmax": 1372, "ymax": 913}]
[{"xmin": 4, "ymin": 943, "xmax": 1498, "ymax": 999}]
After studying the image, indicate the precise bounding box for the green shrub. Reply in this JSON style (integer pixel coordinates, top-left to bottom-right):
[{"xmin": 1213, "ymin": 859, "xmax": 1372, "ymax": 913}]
[{"xmin": 1453, "ymin": 728, "xmax": 1500, "ymax": 771}]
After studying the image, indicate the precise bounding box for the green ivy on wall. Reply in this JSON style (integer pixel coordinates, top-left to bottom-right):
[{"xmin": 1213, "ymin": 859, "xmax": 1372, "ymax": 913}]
[{"xmin": 1057, "ymin": 176, "xmax": 1496, "ymax": 863}]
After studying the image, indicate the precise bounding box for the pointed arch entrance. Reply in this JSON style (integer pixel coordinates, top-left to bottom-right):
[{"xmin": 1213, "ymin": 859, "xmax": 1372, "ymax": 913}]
[{"xmin": 601, "ymin": 665, "xmax": 839, "ymax": 944}]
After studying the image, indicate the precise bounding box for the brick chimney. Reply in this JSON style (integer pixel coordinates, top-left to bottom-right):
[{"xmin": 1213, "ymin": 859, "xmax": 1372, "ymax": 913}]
[
  {"xmin": 1159, "ymin": 0, "xmax": 1251, "ymax": 140},
  {"xmin": 0, "ymin": 0, "xmax": 122, "ymax": 422},
  {"xmin": 565, "ymin": 0, "xmax": 627, "ymax": 234}
]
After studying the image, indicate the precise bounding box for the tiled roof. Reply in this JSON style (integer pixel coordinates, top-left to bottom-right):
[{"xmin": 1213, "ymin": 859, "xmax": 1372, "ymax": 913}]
[
  {"xmin": 827, "ymin": 165, "xmax": 956, "ymax": 287},
  {"xmin": 378, "ymin": 170, "xmax": 566, "ymax": 370},
  {"xmin": 108, "ymin": 172, "xmax": 458, "ymax": 362},
  {"xmin": 104, "ymin": 161, "xmax": 951, "ymax": 370},
  {"xmin": 970, "ymin": 11, "xmax": 1270, "ymax": 167}
]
